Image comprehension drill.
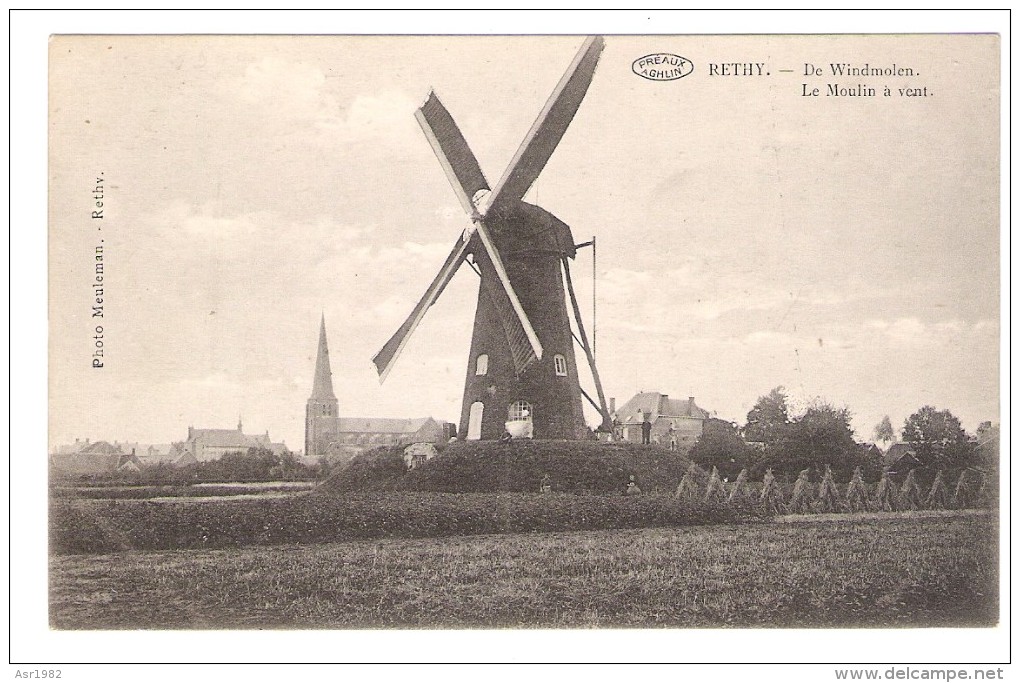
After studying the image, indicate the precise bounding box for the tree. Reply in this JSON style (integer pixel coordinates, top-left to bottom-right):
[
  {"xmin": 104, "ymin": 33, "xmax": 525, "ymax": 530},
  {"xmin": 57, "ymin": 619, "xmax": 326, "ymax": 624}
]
[
  {"xmin": 902, "ymin": 406, "xmax": 975, "ymax": 469},
  {"xmin": 753, "ymin": 401, "xmax": 859, "ymax": 480},
  {"xmin": 688, "ymin": 418, "xmax": 756, "ymax": 480},
  {"xmin": 270, "ymin": 450, "xmax": 309, "ymax": 480},
  {"xmin": 873, "ymin": 415, "xmax": 895, "ymax": 446},
  {"xmin": 198, "ymin": 447, "xmax": 280, "ymax": 481},
  {"xmin": 743, "ymin": 387, "xmax": 790, "ymax": 449}
]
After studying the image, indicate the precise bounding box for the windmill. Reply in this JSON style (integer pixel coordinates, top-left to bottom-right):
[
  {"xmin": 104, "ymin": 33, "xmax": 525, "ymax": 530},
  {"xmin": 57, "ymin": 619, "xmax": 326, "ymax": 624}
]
[{"xmin": 372, "ymin": 36, "xmax": 613, "ymax": 441}]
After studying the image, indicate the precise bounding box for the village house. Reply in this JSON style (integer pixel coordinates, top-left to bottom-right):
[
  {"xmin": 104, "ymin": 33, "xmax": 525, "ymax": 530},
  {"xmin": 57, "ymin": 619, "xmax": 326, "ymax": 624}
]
[
  {"xmin": 144, "ymin": 443, "xmax": 199, "ymax": 468},
  {"xmin": 119, "ymin": 441, "xmax": 171, "ymax": 462},
  {"xmin": 181, "ymin": 418, "xmax": 289, "ymax": 462},
  {"xmin": 611, "ymin": 392, "xmax": 711, "ymax": 449},
  {"xmin": 883, "ymin": 442, "xmax": 923, "ymax": 474},
  {"xmin": 113, "ymin": 441, "xmax": 194, "ymax": 468},
  {"xmin": 52, "ymin": 438, "xmax": 92, "ymax": 456},
  {"xmin": 974, "ymin": 421, "xmax": 999, "ymax": 471},
  {"xmin": 50, "ymin": 438, "xmax": 200, "ymax": 472},
  {"xmin": 402, "ymin": 442, "xmax": 440, "ymax": 470},
  {"xmin": 49, "ymin": 439, "xmax": 143, "ymax": 476}
]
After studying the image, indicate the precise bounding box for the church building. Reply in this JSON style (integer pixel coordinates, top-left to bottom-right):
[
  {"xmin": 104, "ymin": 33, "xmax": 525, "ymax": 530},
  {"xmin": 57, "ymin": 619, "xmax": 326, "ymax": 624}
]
[
  {"xmin": 305, "ymin": 315, "xmax": 341, "ymax": 457},
  {"xmin": 304, "ymin": 316, "xmax": 451, "ymax": 460}
]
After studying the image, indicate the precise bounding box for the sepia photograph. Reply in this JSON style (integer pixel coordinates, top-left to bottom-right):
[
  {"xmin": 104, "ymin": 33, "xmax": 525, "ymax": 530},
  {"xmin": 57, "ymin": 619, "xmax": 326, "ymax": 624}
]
[{"xmin": 15, "ymin": 9, "xmax": 1010, "ymax": 671}]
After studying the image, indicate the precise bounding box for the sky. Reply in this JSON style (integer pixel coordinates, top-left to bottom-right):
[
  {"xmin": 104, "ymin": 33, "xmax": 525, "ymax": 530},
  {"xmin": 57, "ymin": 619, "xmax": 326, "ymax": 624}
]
[{"xmin": 48, "ymin": 33, "xmax": 1001, "ymax": 451}]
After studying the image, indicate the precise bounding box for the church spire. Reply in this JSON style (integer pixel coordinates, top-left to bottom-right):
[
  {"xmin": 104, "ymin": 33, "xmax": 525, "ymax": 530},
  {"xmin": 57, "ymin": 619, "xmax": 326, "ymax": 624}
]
[{"xmin": 311, "ymin": 313, "xmax": 336, "ymax": 400}]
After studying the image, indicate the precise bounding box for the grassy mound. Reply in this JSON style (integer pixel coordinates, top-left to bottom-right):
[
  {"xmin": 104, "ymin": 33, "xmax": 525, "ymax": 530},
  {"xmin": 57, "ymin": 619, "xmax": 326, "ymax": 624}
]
[
  {"xmin": 320, "ymin": 440, "xmax": 696, "ymax": 495},
  {"xmin": 321, "ymin": 447, "xmax": 409, "ymax": 492}
]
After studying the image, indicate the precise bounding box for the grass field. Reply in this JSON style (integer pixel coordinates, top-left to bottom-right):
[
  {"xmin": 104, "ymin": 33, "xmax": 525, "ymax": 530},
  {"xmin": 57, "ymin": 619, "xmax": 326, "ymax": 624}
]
[{"xmin": 49, "ymin": 511, "xmax": 996, "ymax": 629}]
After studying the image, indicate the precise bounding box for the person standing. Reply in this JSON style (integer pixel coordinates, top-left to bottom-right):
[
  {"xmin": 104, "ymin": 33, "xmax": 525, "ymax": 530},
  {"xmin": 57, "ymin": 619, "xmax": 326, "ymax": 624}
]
[{"xmin": 641, "ymin": 415, "xmax": 652, "ymax": 445}]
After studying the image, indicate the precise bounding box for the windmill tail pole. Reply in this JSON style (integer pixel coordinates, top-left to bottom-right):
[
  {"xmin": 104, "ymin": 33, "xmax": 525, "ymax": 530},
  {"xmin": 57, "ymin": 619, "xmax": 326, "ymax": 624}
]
[
  {"xmin": 592, "ymin": 235, "xmax": 596, "ymax": 359},
  {"xmin": 572, "ymin": 236, "xmax": 598, "ymax": 360},
  {"xmin": 562, "ymin": 257, "xmax": 613, "ymax": 432}
]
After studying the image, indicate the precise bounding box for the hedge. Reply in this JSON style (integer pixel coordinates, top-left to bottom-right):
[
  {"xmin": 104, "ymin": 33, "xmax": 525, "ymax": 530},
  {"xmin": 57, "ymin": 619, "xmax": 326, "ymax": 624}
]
[{"xmin": 50, "ymin": 491, "xmax": 760, "ymax": 555}]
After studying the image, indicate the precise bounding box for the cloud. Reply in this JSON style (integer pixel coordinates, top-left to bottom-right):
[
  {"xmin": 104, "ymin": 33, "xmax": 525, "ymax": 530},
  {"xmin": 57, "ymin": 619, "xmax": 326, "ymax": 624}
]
[
  {"xmin": 158, "ymin": 201, "xmax": 364, "ymax": 241},
  {"xmin": 376, "ymin": 240, "xmax": 454, "ymax": 263},
  {"xmin": 864, "ymin": 317, "xmax": 997, "ymax": 350},
  {"xmin": 230, "ymin": 57, "xmax": 331, "ymax": 120},
  {"xmin": 599, "ymin": 265, "xmax": 797, "ymax": 334},
  {"xmin": 221, "ymin": 57, "xmax": 419, "ymax": 145},
  {"xmin": 743, "ymin": 330, "xmax": 793, "ymax": 346},
  {"xmin": 322, "ymin": 90, "xmax": 421, "ymax": 141},
  {"xmin": 864, "ymin": 317, "xmax": 928, "ymax": 346},
  {"xmin": 166, "ymin": 202, "xmax": 268, "ymax": 240},
  {"xmin": 135, "ymin": 202, "xmax": 459, "ymax": 322}
]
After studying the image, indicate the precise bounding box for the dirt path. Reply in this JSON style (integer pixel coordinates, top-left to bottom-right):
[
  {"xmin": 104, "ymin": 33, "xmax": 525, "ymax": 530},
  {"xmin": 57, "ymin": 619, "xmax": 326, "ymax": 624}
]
[{"xmin": 775, "ymin": 508, "xmax": 993, "ymax": 523}]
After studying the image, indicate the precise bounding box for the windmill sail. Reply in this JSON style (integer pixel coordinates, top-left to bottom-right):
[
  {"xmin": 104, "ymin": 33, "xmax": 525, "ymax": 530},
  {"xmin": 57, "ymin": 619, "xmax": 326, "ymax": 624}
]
[
  {"xmin": 373, "ymin": 38, "xmax": 604, "ymax": 385},
  {"xmin": 486, "ymin": 36, "xmax": 605, "ymax": 212},
  {"xmin": 472, "ymin": 217, "xmax": 543, "ymax": 366},
  {"xmin": 414, "ymin": 88, "xmax": 544, "ymax": 368},
  {"xmin": 371, "ymin": 234, "xmax": 471, "ymax": 381},
  {"xmin": 415, "ymin": 92, "xmax": 489, "ymax": 215},
  {"xmin": 472, "ymin": 242, "xmax": 540, "ymax": 376}
]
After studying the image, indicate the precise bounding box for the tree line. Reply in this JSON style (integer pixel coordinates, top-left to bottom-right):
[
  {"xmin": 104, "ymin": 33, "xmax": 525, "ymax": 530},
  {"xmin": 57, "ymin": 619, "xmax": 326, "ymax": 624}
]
[
  {"xmin": 62, "ymin": 446, "xmax": 325, "ymax": 485},
  {"xmin": 688, "ymin": 386, "xmax": 987, "ymax": 482}
]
